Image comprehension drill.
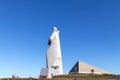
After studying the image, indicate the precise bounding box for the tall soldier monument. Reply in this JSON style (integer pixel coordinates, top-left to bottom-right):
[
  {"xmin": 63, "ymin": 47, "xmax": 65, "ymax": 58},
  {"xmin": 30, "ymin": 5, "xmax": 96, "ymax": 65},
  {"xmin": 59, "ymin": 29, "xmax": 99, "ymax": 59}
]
[{"xmin": 40, "ymin": 27, "xmax": 63, "ymax": 78}]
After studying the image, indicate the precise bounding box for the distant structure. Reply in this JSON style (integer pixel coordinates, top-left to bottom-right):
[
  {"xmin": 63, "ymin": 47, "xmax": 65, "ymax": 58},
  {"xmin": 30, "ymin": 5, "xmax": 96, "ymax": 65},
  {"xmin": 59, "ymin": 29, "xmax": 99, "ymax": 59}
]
[
  {"xmin": 69, "ymin": 61, "xmax": 111, "ymax": 74},
  {"xmin": 12, "ymin": 74, "xmax": 15, "ymax": 80},
  {"xmin": 40, "ymin": 27, "xmax": 63, "ymax": 78}
]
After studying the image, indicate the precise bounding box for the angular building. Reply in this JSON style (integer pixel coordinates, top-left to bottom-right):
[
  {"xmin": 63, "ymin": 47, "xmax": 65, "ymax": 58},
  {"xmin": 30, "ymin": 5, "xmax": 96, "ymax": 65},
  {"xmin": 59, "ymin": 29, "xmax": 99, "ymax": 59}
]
[
  {"xmin": 69, "ymin": 61, "xmax": 111, "ymax": 74},
  {"xmin": 40, "ymin": 27, "xmax": 63, "ymax": 78}
]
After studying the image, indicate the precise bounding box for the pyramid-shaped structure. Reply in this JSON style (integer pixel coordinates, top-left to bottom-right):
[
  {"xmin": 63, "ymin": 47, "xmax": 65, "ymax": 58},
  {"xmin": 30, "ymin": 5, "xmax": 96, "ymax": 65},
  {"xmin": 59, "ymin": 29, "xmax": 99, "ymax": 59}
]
[{"xmin": 69, "ymin": 61, "xmax": 111, "ymax": 74}]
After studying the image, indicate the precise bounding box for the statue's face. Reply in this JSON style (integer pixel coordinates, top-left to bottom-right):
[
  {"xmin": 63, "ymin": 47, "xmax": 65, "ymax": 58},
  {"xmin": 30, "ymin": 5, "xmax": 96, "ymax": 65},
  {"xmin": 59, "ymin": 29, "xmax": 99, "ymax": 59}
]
[{"xmin": 52, "ymin": 27, "xmax": 57, "ymax": 31}]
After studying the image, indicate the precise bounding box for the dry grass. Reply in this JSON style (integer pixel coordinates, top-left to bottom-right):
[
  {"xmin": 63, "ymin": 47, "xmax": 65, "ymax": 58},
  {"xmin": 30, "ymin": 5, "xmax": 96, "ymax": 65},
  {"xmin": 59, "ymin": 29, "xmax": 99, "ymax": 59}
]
[{"xmin": 0, "ymin": 74, "xmax": 119, "ymax": 80}]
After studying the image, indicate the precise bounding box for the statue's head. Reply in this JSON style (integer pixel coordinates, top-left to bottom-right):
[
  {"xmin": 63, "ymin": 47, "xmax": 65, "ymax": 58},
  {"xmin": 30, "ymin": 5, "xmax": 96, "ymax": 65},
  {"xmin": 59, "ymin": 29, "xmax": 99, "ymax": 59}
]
[{"xmin": 52, "ymin": 27, "xmax": 57, "ymax": 32}]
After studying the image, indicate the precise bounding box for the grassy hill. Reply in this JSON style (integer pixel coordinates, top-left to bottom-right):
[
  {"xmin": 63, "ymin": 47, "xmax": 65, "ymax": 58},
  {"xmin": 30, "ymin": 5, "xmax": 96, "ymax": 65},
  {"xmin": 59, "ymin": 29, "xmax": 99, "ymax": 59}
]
[{"xmin": 1, "ymin": 74, "xmax": 120, "ymax": 80}]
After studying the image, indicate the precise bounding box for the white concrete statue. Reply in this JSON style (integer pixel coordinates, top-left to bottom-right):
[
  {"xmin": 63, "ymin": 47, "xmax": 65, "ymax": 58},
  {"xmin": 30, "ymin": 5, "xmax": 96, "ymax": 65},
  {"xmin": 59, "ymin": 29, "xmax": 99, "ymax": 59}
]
[{"xmin": 46, "ymin": 27, "xmax": 63, "ymax": 78}]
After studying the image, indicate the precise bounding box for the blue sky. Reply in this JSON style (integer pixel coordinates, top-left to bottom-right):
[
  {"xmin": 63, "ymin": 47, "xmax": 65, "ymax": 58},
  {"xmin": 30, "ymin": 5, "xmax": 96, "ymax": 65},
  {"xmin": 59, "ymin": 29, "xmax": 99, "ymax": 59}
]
[{"xmin": 0, "ymin": 0, "xmax": 120, "ymax": 78}]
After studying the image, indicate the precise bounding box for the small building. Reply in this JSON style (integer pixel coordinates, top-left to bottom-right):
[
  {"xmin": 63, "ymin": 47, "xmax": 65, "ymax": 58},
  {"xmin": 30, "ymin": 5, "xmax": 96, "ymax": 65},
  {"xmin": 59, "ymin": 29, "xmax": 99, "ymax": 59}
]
[{"xmin": 69, "ymin": 61, "xmax": 111, "ymax": 74}]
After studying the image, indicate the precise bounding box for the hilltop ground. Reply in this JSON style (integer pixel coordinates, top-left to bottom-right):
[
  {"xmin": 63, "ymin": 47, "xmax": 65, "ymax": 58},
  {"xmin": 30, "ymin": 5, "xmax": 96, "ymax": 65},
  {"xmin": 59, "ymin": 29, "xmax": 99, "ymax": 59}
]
[{"xmin": 1, "ymin": 74, "xmax": 120, "ymax": 80}]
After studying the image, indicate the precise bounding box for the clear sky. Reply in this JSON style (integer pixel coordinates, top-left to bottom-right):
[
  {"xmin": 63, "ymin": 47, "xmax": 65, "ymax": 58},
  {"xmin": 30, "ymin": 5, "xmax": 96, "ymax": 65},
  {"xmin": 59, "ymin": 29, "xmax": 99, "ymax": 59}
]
[{"xmin": 0, "ymin": 0, "xmax": 120, "ymax": 78}]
